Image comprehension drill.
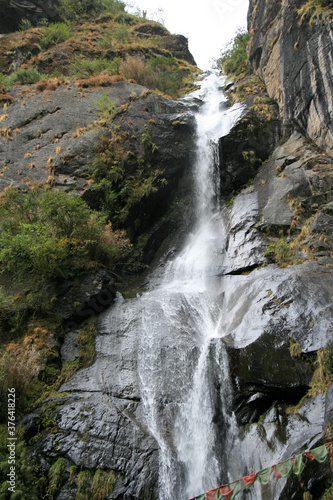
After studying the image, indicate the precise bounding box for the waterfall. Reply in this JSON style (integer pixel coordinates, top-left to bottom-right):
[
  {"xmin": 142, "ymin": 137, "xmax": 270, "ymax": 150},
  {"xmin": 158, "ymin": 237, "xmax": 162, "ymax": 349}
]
[{"xmin": 100, "ymin": 72, "xmax": 244, "ymax": 499}]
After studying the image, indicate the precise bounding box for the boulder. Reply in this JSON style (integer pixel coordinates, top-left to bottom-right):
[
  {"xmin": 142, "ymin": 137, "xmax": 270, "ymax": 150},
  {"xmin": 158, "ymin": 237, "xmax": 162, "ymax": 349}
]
[{"xmin": 0, "ymin": 0, "xmax": 60, "ymax": 33}]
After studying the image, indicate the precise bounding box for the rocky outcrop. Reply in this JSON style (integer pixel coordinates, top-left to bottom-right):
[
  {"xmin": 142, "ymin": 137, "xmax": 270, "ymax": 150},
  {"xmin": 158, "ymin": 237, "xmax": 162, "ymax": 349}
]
[
  {"xmin": 247, "ymin": 0, "xmax": 333, "ymax": 152},
  {"xmin": 0, "ymin": 80, "xmax": 196, "ymax": 246},
  {"xmin": 0, "ymin": 0, "xmax": 60, "ymax": 33},
  {"xmin": 213, "ymin": 128, "xmax": 333, "ymax": 497},
  {"xmin": 217, "ymin": 82, "xmax": 333, "ymax": 497}
]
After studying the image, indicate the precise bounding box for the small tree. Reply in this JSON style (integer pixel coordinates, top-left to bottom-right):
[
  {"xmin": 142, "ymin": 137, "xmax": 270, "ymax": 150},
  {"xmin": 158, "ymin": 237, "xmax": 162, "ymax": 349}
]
[{"xmin": 215, "ymin": 28, "xmax": 250, "ymax": 77}]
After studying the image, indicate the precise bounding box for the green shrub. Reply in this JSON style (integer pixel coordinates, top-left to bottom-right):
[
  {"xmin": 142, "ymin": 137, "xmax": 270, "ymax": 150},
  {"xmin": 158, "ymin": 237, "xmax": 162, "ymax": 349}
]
[
  {"xmin": 141, "ymin": 125, "xmax": 158, "ymax": 152},
  {"xmin": 59, "ymin": 0, "xmax": 125, "ymax": 22},
  {"xmin": 102, "ymin": 0, "xmax": 126, "ymax": 16},
  {"xmin": 113, "ymin": 26, "xmax": 129, "ymax": 42},
  {"xmin": 0, "ymin": 187, "xmax": 130, "ymax": 281},
  {"xmin": 0, "ymin": 427, "xmax": 45, "ymax": 499},
  {"xmin": 71, "ymin": 57, "xmax": 121, "ymax": 77},
  {"xmin": 40, "ymin": 22, "xmax": 72, "ymax": 49},
  {"xmin": 8, "ymin": 70, "xmax": 44, "ymax": 85},
  {"xmin": 215, "ymin": 28, "xmax": 250, "ymax": 76},
  {"xmin": 59, "ymin": 0, "xmax": 103, "ymax": 22},
  {"xmin": 19, "ymin": 19, "xmax": 32, "ymax": 31},
  {"xmin": 94, "ymin": 93, "xmax": 117, "ymax": 121},
  {"xmin": 148, "ymin": 56, "xmax": 183, "ymax": 96},
  {"xmin": 264, "ymin": 239, "xmax": 293, "ymax": 266}
]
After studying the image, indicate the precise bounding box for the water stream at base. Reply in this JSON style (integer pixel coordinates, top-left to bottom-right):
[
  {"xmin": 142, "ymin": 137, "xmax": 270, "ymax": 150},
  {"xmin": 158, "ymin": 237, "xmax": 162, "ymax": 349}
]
[{"xmin": 101, "ymin": 73, "xmax": 244, "ymax": 499}]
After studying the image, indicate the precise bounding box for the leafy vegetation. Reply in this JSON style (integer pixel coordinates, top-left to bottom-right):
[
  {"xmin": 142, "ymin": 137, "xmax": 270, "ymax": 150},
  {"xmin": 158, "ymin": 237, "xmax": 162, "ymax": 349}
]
[
  {"xmin": 59, "ymin": 0, "xmax": 126, "ymax": 23},
  {"xmin": 89, "ymin": 130, "xmax": 163, "ymax": 229},
  {"xmin": 40, "ymin": 22, "xmax": 72, "ymax": 49},
  {"xmin": 264, "ymin": 213, "xmax": 315, "ymax": 267},
  {"xmin": 287, "ymin": 347, "xmax": 333, "ymax": 415},
  {"xmin": 47, "ymin": 457, "xmax": 67, "ymax": 498},
  {"xmin": 297, "ymin": 0, "xmax": 333, "ymax": 24},
  {"xmin": 8, "ymin": 70, "xmax": 46, "ymax": 86},
  {"xmin": 71, "ymin": 57, "xmax": 121, "ymax": 78},
  {"xmin": 0, "ymin": 186, "xmax": 130, "ymax": 281},
  {"xmin": 94, "ymin": 93, "xmax": 117, "ymax": 122},
  {"xmin": 215, "ymin": 28, "xmax": 250, "ymax": 77},
  {"xmin": 0, "ymin": 426, "xmax": 45, "ymax": 499},
  {"xmin": 0, "ymin": 0, "xmax": 199, "ymax": 98}
]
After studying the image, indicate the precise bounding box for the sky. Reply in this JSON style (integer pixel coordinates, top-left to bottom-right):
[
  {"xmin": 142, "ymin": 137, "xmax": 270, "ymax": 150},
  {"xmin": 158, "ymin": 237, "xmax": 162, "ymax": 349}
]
[{"xmin": 126, "ymin": 0, "xmax": 250, "ymax": 70}]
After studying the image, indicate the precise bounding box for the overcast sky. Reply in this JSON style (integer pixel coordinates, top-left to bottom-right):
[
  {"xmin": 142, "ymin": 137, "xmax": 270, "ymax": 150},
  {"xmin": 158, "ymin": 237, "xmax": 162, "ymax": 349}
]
[{"xmin": 127, "ymin": 0, "xmax": 249, "ymax": 70}]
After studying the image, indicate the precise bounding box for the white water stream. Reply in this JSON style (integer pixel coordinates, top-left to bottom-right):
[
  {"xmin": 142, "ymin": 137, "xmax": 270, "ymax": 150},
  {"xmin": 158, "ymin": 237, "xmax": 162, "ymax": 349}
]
[{"xmin": 101, "ymin": 73, "xmax": 244, "ymax": 499}]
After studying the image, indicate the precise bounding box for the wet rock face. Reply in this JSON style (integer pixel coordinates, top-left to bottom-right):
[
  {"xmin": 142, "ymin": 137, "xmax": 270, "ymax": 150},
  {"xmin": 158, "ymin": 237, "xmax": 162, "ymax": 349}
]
[
  {"xmin": 218, "ymin": 97, "xmax": 333, "ymax": 495},
  {"xmin": 31, "ymin": 393, "xmax": 159, "ymax": 499},
  {"xmin": 248, "ymin": 0, "xmax": 333, "ymax": 152},
  {"xmin": 218, "ymin": 106, "xmax": 282, "ymax": 197},
  {"xmin": 0, "ymin": 0, "xmax": 60, "ymax": 33}
]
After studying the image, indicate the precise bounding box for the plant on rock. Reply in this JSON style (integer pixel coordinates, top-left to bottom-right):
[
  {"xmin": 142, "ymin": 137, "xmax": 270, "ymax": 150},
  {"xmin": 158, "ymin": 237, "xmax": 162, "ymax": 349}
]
[
  {"xmin": 0, "ymin": 186, "xmax": 131, "ymax": 281},
  {"xmin": 215, "ymin": 28, "xmax": 250, "ymax": 77}
]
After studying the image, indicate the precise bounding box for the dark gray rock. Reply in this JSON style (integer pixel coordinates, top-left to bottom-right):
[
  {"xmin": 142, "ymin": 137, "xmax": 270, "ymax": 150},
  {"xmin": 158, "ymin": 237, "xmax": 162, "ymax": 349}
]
[
  {"xmin": 248, "ymin": 0, "xmax": 333, "ymax": 152},
  {"xmin": 31, "ymin": 392, "xmax": 159, "ymax": 499},
  {"xmin": 219, "ymin": 106, "xmax": 282, "ymax": 197},
  {"xmin": 0, "ymin": 0, "xmax": 60, "ymax": 33},
  {"xmin": 55, "ymin": 269, "xmax": 117, "ymax": 330}
]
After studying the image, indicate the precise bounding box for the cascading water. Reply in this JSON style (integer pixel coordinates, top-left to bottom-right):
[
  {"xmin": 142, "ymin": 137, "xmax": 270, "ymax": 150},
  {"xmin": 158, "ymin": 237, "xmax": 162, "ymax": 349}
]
[{"xmin": 100, "ymin": 72, "xmax": 244, "ymax": 499}]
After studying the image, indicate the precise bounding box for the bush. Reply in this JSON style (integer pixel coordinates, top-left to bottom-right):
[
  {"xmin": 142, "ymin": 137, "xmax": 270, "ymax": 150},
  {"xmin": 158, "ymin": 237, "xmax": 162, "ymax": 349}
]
[
  {"xmin": 40, "ymin": 22, "xmax": 72, "ymax": 49},
  {"xmin": 19, "ymin": 19, "xmax": 32, "ymax": 31},
  {"xmin": 102, "ymin": 0, "xmax": 126, "ymax": 16},
  {"xmin": 0, "ymin": 187, "xmax": 131, "ymax": 281},
  {"xmin": 8, "ymin": 70, "xmax": 45, "ymax": 85},
  {"xmin": 94, "ymin": 93, "xmax": 117, "ymax": 121},
  {"xmin": 59, "ymin": 0, "xmax": 103, "ymax": 22},
  {"xmin": 71, "ymin": 57, "xmax": 121, "ymax": 77},
  {"xmin": 119, "ymin": 55, "xmax": 159, "ymax": 89},
  {"xmin": 216, "ymin": 28, "xmax": 250, "ymax": 76}
]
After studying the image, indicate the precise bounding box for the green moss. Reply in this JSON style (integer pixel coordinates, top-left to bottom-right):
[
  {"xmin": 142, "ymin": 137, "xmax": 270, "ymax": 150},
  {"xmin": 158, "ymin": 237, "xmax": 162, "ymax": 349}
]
[
  {"xmin": 48, "ymin": 457, "xmax": 67, "ymax": 498},
  {"xmin": 77, "ymin": 318, "xmax": 97, "ymax": 368},
  {"xmin": 76, "ymin": 470, "xmax": 92, "ymax": 500},
  {"xmin": 91, "ymin": 469, "xmax": 116, "ymax": 499},
  {"xmin": 289, "ymin": 340, "xmax": 302, "ymax": 359},
  {"xmin": 0, "ymin": 426, "xmax": 46, "ymax": 499},
  {"xmin": 297, "ymin": 0, "xmax": 333, "ymax": 24}
]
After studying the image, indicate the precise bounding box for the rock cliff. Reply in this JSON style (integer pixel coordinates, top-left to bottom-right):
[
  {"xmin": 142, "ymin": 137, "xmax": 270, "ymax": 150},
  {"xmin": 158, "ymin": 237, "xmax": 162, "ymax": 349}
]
[
  {"xmin": 248, "ymin": 0, "xmax": 333, "ymax": 152},
  {"xmin": 0, "ymin": 0, "xmax": 60, "ymax": 33},
  {"xmin": 216, "ymin": 1, "xmax": 333, "ymax": 497},
  {"xmin": 0, "ymin": 1, "xmax": 333, "ymax": 499}
]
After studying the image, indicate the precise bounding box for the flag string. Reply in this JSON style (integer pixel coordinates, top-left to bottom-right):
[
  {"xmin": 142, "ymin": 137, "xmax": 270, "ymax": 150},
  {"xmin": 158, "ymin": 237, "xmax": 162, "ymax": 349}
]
[{"xmin": 188, "ymin": 441, "xmax": 333, "ymax": 500}]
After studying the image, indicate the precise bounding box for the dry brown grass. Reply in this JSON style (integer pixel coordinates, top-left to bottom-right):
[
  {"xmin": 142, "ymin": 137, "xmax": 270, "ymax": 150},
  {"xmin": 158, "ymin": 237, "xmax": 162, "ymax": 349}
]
[
  {"xmin": 35, "ymin": 78, "xmax": 61, "ymax": 92},
  {"xmin": 119, "ymin": 55, "xmax": 159, "ymax": 88},
  {"xmin": 75, "ymin": 74, "xmax": 124, "ymax": 88}
]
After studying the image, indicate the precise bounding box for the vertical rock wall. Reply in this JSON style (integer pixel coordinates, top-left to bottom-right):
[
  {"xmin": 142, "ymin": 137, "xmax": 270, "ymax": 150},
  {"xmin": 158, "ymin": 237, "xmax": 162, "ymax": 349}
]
[{"xmin": 248, "ymin": 0, "xmax": 333, "ymax": 153}]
